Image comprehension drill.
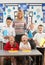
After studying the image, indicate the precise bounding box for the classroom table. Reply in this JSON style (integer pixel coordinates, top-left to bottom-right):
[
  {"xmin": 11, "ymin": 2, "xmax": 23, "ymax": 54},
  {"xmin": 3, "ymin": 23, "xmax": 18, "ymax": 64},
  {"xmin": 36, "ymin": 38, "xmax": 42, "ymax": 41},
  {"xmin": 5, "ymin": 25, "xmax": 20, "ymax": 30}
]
[
  {"xmin": 37, "ymin": 47, "xmax": 45, "ymax": 65},
  {"xmin": 0, "ymin": 49, "xmax": 42, "ymax": 65}
]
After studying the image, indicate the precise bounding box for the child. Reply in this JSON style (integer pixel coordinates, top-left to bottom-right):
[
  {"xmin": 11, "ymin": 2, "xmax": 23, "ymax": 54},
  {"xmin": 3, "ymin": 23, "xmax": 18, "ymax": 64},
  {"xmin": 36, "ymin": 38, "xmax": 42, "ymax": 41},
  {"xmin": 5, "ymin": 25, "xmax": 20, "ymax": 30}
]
[
  {"xmin": 33, "ymin": 24, "xmax": 45, "ymax": 47},
  {"xmin": 19, "ymin": 35, "xmax": 32, "ymax": 65},
  {"xmin": 19, "ymin": 34, "xmax": 31, "ymax": 50},
  {"xmin": 33, "ymin": 24, "xmax": 45, "ymax": 65},
  {"xmin": 2, "ymin": 17, "xmax": 15, "ymax": 44},
  {"xmin": 3, "ymin": 36, "xmax": 19, "ymax": 65},
  {"xmin": 27, "ymin": 23, "xmax": 37, "ymax": 37}
]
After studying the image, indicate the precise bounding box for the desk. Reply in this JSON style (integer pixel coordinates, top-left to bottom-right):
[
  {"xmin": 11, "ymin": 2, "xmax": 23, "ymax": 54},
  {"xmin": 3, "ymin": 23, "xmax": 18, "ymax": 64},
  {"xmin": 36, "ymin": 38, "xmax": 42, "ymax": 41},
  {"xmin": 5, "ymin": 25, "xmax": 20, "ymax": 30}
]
[
  {"xmin": 0, "ymin": 49, "xmax": 42, "ymax": 56},
  {"xmin": 37, "ymin": 47, "xmax": 45, "ymax": 65},
  {"xmin": 0, "ymin": 49, "xmax": 42, "ymax": 65}
]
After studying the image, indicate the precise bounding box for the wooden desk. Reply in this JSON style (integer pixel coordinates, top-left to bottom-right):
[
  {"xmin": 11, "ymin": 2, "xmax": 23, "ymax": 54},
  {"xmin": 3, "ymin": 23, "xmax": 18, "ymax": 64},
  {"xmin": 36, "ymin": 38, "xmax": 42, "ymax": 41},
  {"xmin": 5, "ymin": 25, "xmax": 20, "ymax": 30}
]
[
  {"xmin": 0, "ymin": 49, "xmax": 42, "ymax": 65},
  {"xmin": 37, "ymin": 47, "xmax": 45, "ymax": 65}
]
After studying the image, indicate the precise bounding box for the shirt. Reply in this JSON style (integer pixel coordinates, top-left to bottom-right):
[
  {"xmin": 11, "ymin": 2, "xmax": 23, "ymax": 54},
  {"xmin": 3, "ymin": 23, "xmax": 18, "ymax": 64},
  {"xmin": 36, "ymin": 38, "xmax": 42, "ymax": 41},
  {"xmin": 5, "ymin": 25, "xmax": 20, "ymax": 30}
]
[
  {"xmin": 13, "ymin": 19, "xmax": 26, "ymax": 35},
  {"xmin": 19, "ymin": 42, "xmax": 31, "ymax": 50},
  {"xmin": 3, "ymin": 25, "xmax": 15, "ymax": 36},
  {"xmin": 4, "ymin": 42, "xmax": 19, "ymax": 50},
  {"xmin": 2, "ymin": 25, "xmax": 15, "ymax": 43},
  {"xmin": 33, "ymin": 33, "xmax": 45, "ymax": 44},
  {"xmin": 27, "ymin": 31, "xmax": 33, "ymax": 39}
]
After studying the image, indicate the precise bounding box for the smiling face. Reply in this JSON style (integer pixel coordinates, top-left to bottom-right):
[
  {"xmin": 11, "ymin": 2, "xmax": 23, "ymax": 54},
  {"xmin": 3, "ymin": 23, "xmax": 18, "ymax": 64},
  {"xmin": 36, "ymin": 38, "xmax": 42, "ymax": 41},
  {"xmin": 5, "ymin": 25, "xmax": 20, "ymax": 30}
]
[
  {"xmin": 6, "ymin": 19, "xmax": 12, "ymax": 27},
  {"xmin": 21, "ymin": 35, "xmax": 28, "ymax": 44},
  {"xmin": 38, "ymin": 25, "xmax": 43, "ymax": 33},
  {"xmin": 9, "ymin": 36, "xmax": 15, "ymax": 45},
  {"xmin": 30, "ymin": 23, "xmax": 35, "ymax": 30}
]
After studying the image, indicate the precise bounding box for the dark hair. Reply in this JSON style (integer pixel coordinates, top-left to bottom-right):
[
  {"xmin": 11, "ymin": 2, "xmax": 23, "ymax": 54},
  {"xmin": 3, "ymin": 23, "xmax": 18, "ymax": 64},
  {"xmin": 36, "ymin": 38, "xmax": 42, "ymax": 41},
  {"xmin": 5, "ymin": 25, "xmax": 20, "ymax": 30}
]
[
  {"xmin": 38, "ymin": 24, "xmax": 43, "ymax": 27},
  {"xmin": 29, "ymin": 39, "xmax": 36, "ymax": 49},
  {"xmin": 6, "ymin": 17, "xmax": 12, "ymax": 21}
]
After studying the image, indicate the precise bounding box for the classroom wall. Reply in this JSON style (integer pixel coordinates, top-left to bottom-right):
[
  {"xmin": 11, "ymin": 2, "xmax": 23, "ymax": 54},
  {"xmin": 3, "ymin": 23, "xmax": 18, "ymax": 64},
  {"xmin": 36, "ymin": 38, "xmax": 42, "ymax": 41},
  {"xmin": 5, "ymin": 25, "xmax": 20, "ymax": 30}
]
[{"xmin": 0, "ymin": 2, "xmax": 45, "ymax": 34}]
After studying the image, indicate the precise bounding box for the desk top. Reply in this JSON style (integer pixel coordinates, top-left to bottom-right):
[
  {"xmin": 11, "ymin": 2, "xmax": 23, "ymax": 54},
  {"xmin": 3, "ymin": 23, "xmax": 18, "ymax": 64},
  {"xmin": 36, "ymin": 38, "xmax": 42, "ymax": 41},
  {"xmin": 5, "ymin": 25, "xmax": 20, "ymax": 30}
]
[{"xmin": 0, "ymin": 49, "xmax": 42, "ymax": 56}]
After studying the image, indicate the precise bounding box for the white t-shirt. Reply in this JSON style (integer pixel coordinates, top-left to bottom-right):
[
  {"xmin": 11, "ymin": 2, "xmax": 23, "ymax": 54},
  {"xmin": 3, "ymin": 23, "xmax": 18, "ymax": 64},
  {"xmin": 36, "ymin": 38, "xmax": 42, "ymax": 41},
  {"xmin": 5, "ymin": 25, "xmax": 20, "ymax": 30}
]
[
  {"xmin": 19, "ymin": 42, "xmax": 31, "ymax": 49},
  {"xmin": 33, "ymin": 33, "xmax": 45, "ymax": 44},
  {"xmin": 2, "ymin": 25, "xmax": 16, "ymax": 43}
]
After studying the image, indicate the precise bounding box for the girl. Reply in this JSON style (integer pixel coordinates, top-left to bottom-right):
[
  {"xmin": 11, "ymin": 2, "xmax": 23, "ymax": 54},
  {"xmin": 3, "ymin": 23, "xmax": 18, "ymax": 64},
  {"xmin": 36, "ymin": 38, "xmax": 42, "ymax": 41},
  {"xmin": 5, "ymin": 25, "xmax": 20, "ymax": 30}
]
[
  {"xmin": 19, "ymin": 35, "xmax": 32, "ymax": 65},
  {"xmin": 3, "ymin": 36, "xmax": 19, "ymax": 65},
  {"xmin": 19, "ymin": 34, "xmax": 31, "ymax": 50}
]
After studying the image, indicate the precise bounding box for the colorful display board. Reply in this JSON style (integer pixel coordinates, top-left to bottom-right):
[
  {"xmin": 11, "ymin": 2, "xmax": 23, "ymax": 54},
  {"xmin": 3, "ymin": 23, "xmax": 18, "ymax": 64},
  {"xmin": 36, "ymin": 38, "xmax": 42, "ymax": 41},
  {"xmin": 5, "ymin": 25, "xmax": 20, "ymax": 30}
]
[{"xmin": 0, "ymin": 3, "xmax": 45, "ymax": 24}]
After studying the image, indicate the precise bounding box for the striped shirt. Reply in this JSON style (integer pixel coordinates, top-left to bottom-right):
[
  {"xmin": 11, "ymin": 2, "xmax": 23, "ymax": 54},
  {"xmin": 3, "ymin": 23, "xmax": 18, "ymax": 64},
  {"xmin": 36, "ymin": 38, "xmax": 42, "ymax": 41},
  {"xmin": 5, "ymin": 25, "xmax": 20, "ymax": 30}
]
[{"xmin": 13, "ymin": 19, "xmax": 26, "ymax": 35}]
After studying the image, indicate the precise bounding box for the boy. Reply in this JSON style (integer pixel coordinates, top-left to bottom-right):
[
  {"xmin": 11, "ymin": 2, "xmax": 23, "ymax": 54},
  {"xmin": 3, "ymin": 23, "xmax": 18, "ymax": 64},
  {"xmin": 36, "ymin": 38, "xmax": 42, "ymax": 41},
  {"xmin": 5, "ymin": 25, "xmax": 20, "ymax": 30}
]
[
  {"xmin": 33, "ymin": 24, "xmax": 45, "ymax": 47},
  {"xmin": 2, "ymin": 17, "xmax": 15, "ymax": 43},
  {"xmin": 33, "ymin": 24, "xmax": 45, "ymax": 65}
]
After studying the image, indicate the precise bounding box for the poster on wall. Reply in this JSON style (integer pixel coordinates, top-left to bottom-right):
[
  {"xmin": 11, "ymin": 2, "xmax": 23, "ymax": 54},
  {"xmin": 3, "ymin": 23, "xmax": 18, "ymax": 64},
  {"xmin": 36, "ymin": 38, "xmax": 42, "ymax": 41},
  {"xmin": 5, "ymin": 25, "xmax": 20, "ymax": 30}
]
[
  {"xmin": 42, "ymin": 4, "xmax": 45, "ymax": 11},
  {"xmin": 42, "ymin": 4, "xmax": 45, "ymax": 23},
  {"xmin": 0, "ymin": 13, "xmax": 3, "ymax": 23},
  {"xmin": 18, "ymin": 3, "xmax": 29, "ymax": 11},
  {"xmin": 0, "ymin": 4, "xmax": 5, "ymax": 23},
  {"xmin": 43, "ymin": 13, "xmax": 45, "ymax": 23}
]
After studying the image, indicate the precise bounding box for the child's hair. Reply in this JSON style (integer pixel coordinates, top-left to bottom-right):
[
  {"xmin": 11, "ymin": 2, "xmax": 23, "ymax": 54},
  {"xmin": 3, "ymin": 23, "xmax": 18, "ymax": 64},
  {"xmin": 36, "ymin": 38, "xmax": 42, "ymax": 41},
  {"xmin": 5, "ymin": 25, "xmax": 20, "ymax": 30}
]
[
  {"xmin": 9, "ymin": 36, "xmax": 17, "ymax": 47},
  {"xmin": 6, "ymin": 17, "xmax": 12, "ymax": 21},
  {"xmin": 21, "ymin": 34, "xmax": 28, "ymax": 41},
  {"xmin": 13, "ymin": 42, "xmax": 17, "ymax": 48},
  {"xmin": 21, "ymin": 34, "xmax": 28, "ymax": 38},
  {"xmin": 38, "ymin": 24, "xmax": 43, "ymax": 27}
]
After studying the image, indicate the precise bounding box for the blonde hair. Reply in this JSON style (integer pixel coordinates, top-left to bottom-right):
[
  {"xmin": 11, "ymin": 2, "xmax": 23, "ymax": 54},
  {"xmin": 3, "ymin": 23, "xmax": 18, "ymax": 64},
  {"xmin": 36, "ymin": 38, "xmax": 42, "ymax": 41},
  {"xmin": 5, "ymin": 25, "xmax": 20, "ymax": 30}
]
[
  {"xmin": 21, "ymin": 34, "xmax": 28, "ymax": 41},
  {"xmin": 17, "ymin": 9, "xmax": 24, "ymax": 20}
]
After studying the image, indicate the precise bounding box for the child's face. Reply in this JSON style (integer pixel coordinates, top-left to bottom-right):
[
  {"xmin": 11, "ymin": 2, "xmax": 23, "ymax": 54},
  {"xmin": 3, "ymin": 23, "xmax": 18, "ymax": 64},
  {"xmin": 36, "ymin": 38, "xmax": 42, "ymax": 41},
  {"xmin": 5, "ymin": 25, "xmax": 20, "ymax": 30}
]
[
  {"xmin": 9, "ymin": 36, "xmax": 15, "ymax": 44},
  {"xmin": 6, "ymin": 19, "xmax": 11, "ymax": 27},
  {"xmin": 30, "ymin": 23, "xmax": 34, "ymax": 30},
  {"xmin": 38, "ymin": 26, "xmax": 43, "ymax": 33},
  {"xmin": 21, "ymin": 35, "xmax": 28, "ymax": 44}
]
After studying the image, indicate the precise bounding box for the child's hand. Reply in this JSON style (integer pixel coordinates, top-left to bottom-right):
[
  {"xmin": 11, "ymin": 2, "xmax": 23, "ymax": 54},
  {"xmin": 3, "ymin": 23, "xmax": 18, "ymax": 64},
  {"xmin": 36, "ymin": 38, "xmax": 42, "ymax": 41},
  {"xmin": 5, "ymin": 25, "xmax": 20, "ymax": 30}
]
[
  {"xmin": 11, "ymin": 48, "xmax": 13, "ymax": 50},
  {"xmin": 25, "ymin": 47, "xmax": 31, "ymax": 50}
]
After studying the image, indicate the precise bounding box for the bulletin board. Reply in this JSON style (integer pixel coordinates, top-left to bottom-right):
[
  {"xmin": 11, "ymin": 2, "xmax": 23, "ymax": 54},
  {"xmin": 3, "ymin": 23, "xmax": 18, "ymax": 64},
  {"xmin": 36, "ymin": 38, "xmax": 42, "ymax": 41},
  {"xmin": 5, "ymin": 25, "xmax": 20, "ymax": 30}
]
[{"xmin": 0, "ymin": 3, "xmax": 45, "ymax": 25}]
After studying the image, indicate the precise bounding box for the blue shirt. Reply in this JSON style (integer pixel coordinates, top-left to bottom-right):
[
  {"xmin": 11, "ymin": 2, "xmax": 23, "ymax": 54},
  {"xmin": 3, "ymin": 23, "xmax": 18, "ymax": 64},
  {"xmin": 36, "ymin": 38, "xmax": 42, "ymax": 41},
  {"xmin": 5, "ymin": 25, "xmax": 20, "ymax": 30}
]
[{"xmin": 27, "ymin": 31, "xmax": 33, "ymax": 38}]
